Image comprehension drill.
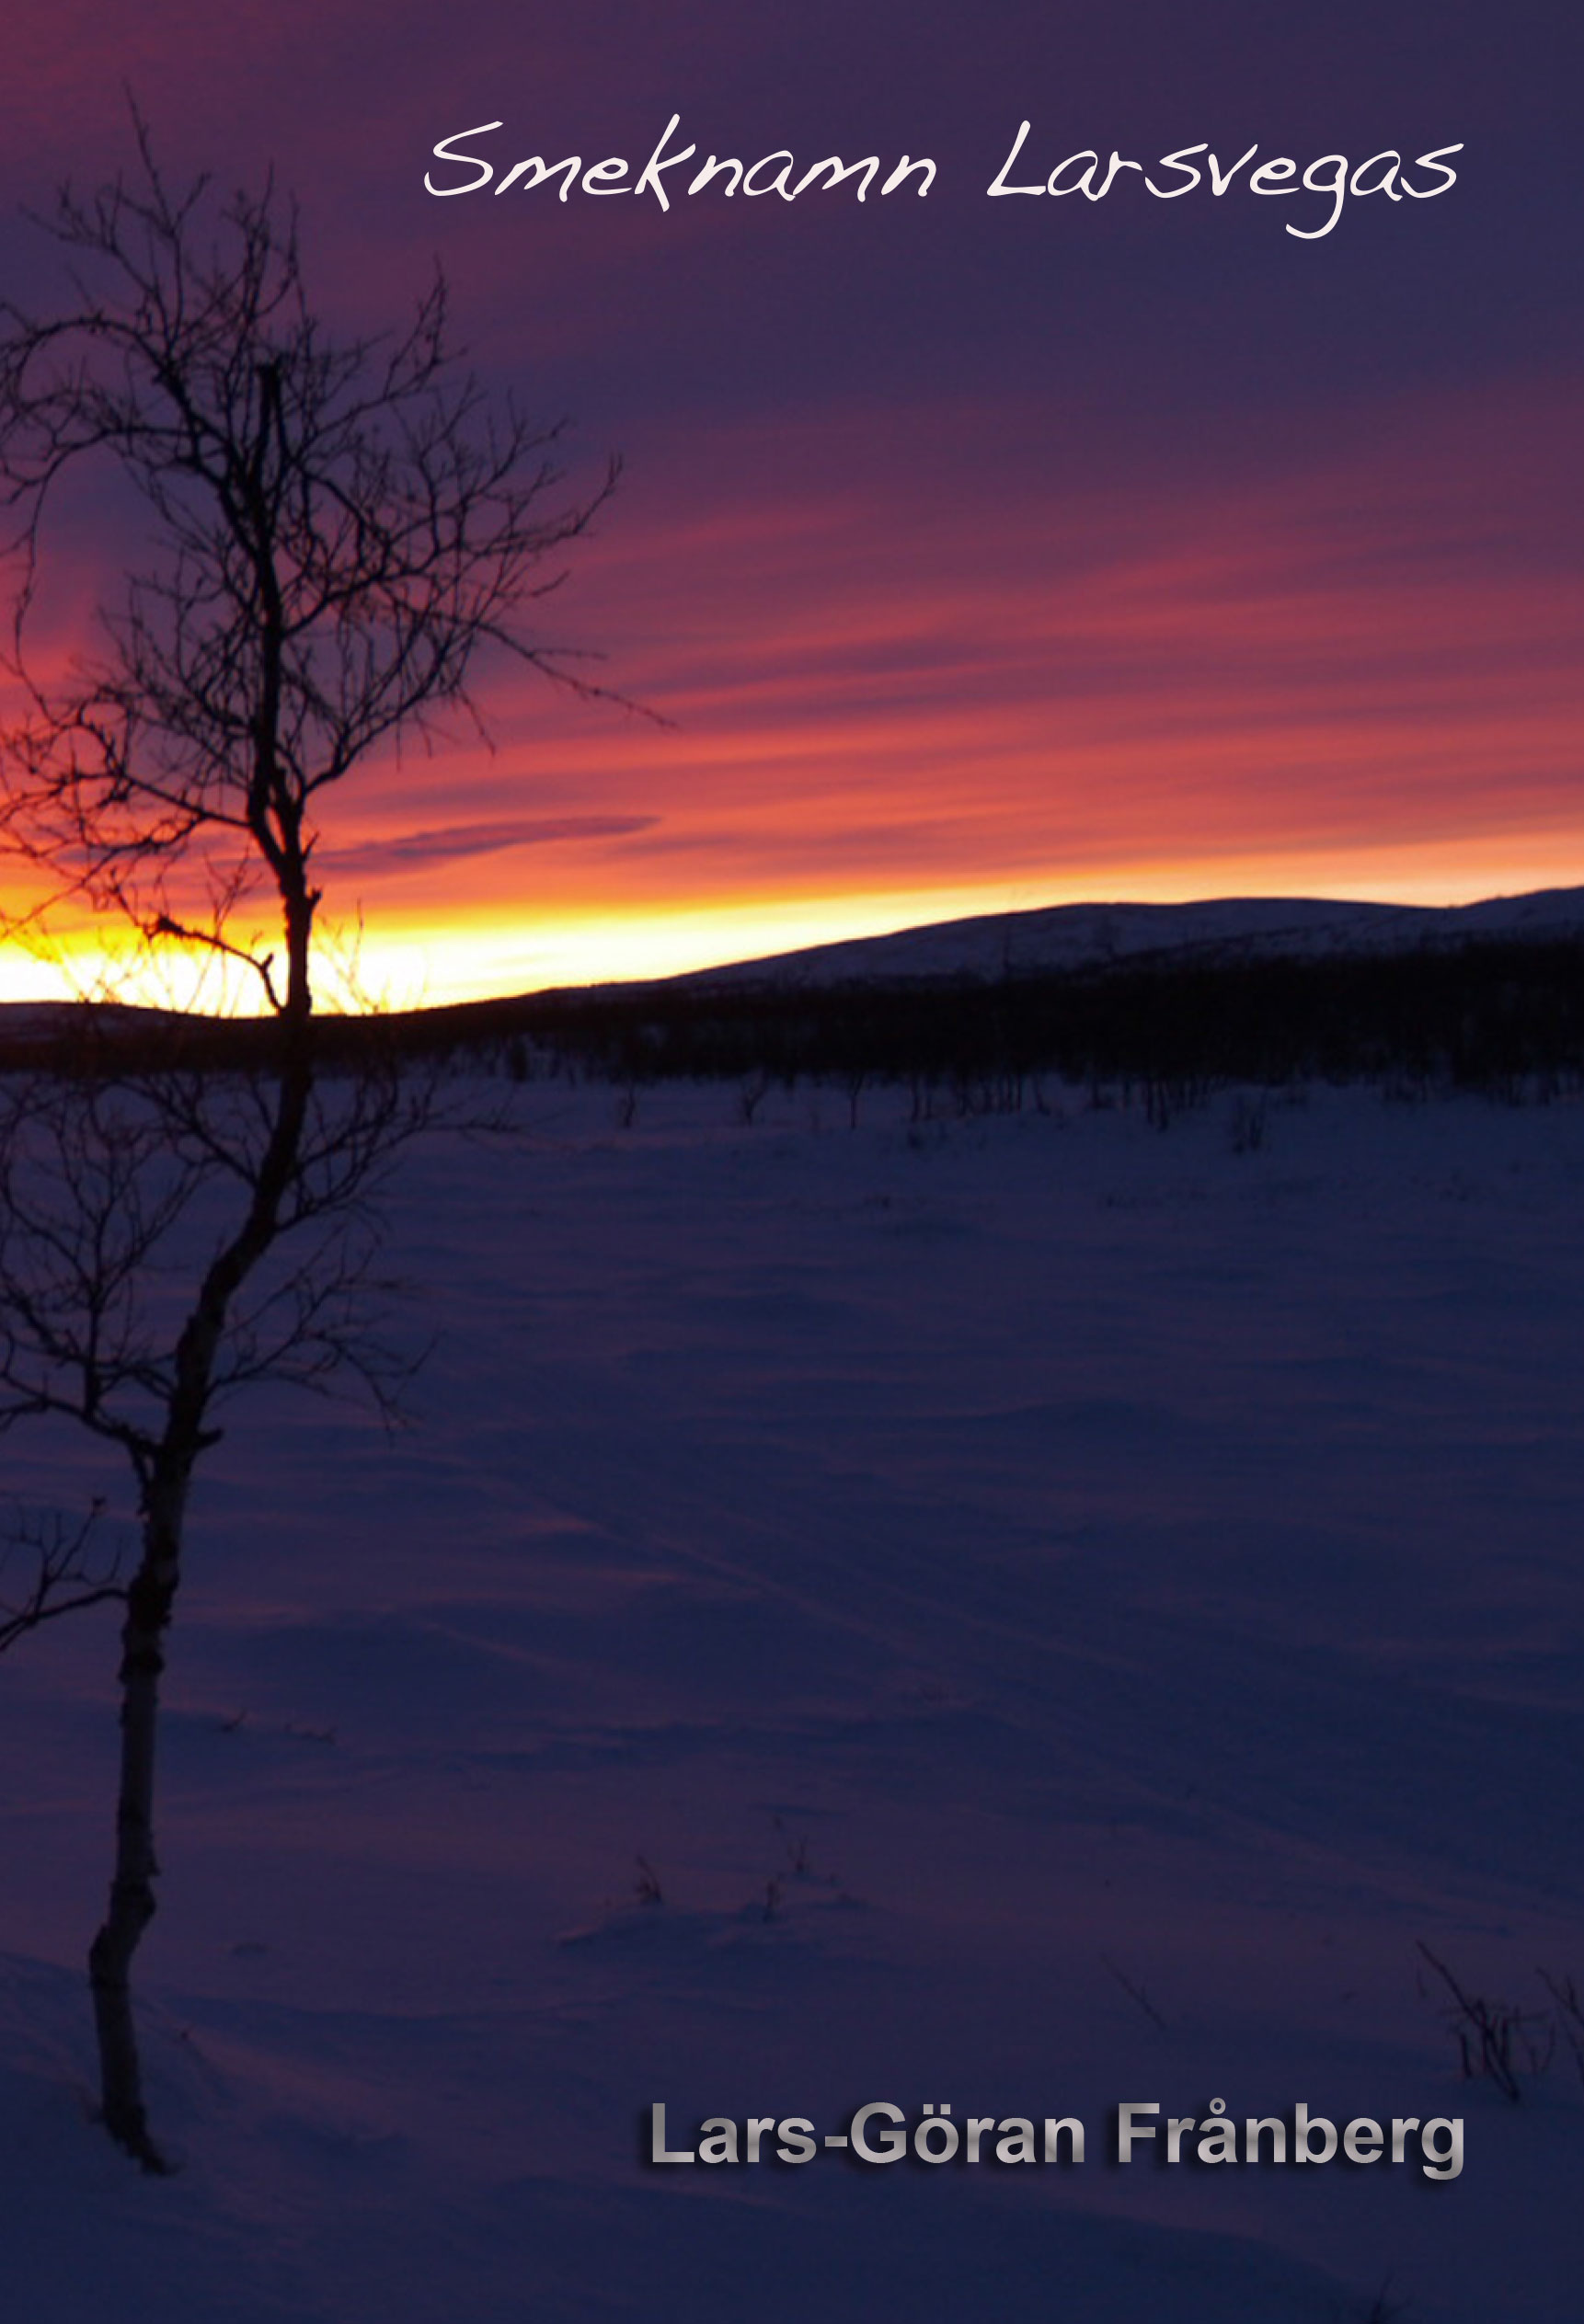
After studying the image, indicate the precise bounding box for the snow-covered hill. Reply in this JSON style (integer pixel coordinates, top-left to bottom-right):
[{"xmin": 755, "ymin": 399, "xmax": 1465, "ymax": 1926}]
[{"xmin": 683, "ymin": 884, "xmax": 1584, "ymax": 990}]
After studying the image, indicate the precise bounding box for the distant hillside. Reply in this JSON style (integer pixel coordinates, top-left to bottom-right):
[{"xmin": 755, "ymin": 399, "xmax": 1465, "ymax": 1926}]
[
  {"xmin": 0, "ymin": 997, "xmax": 187, "ymax": 1060},
  {"xmin": 681, "ymin": 885, "xmax": 1584, "ymax": 990},
  {"xmin": 5, "ymin": 885, "xmax": 1584, "ymax": 1100}
]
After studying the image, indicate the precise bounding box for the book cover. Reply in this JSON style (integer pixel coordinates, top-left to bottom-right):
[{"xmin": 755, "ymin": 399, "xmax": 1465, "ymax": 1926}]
[{"xmin": 0, "ymin": 6, "xmax": 1578, "ymax": 2318}]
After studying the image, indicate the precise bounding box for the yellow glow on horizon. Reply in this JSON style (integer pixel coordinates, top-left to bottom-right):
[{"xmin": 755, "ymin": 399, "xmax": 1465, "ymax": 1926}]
[{"xmin": 6, "ymin": 832, "xmax": 1583, "ymax": 1015}]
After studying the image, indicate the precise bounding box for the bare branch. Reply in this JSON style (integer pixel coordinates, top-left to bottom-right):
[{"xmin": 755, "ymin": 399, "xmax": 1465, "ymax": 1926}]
[{"xmin": 0, "ymin": 1501, "xmax": 124, "ymax": 1654}]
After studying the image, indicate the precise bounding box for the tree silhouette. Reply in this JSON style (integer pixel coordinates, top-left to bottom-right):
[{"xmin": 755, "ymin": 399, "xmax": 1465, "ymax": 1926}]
[{"xmin": 0, "ymin": 121, "xmax": 616, "ymax": 2169}]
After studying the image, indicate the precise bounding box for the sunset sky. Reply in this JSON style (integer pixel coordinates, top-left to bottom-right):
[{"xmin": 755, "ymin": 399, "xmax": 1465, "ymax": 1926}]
[{"xmin": 0, "ymin": 0, "xmax": 1578, "ymax": 1005}]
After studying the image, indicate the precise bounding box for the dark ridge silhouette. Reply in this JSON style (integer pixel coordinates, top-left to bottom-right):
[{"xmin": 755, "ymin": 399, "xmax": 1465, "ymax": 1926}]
[{"xmin": 8, "ymin": 932, "xmax": 1584, "ymax": 1105}]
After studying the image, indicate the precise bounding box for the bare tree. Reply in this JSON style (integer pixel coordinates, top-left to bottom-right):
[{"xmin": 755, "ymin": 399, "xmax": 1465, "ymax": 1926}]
[{"xmin": 0, "ymin": 123, "xmax": 616, "ymax": 2169}]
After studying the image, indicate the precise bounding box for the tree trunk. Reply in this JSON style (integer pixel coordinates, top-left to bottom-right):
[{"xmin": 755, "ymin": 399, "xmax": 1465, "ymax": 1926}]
[
  {"xmin": 84, "ymin": 1034, "xmax": 314, "ymax": 2165},
  {"xmin": 87, "ymin": 1485, "xmax": 185, "ymax": 2172}
]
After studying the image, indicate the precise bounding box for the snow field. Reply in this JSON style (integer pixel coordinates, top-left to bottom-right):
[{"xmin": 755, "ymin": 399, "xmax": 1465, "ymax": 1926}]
[{"xmin": 5, "ymin": 1074, "xmax": 1584, "ymax": 2319}]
